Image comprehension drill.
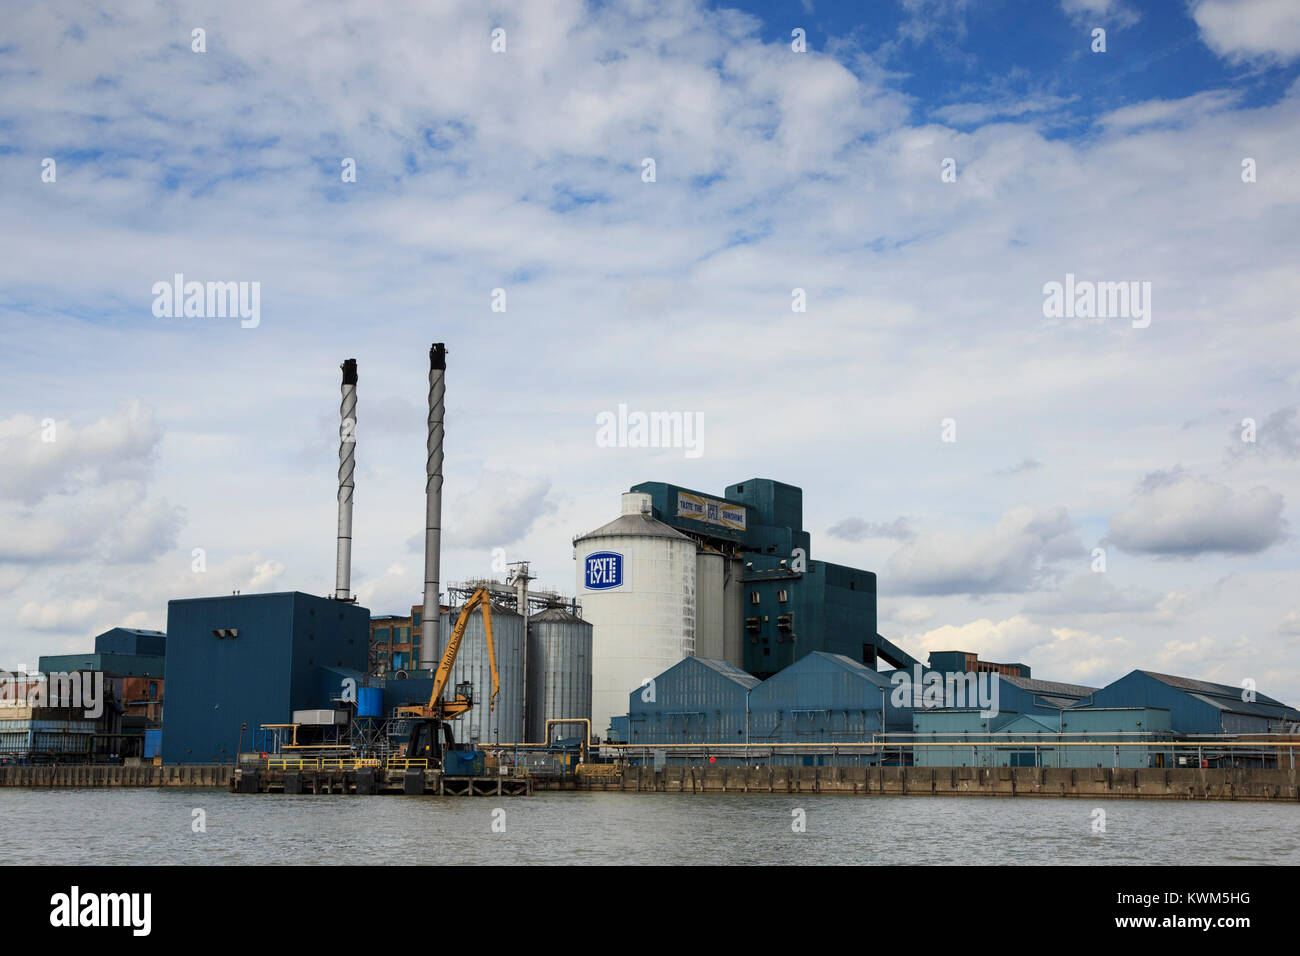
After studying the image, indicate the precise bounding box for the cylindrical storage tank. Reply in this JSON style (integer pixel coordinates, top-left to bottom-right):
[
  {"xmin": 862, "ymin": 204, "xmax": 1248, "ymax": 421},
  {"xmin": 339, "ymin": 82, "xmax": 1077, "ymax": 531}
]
[
  {"xmin": 437, "ymin": 604, "xmax": 526, "ymax": 746},
  {"xmin": 722, "ymin": 556, "xmax": 744, "ymax": 669},
  {"xmin": 357, "ymin": 687, "xmax": 383, "ymax": 718},
  {"xmin": 575, "ymin": 491, "xmax": 696, "ymax": 741},
  {"xmin": 694, "ymin": 551, "xmax": 725, "ymax": 661},
  {"xmin": 526, "ymin": 607, "xmax": 593, "ymax": 743}
]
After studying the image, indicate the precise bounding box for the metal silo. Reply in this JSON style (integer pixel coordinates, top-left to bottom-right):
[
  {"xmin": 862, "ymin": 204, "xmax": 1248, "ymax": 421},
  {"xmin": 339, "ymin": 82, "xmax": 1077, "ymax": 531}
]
[
  {"xmin": 574, "ymin": 491, "xmax": 696, "ymax": 740},
  {"xmin": 722, "ymin": 556, "xmax": 744, "ymax": 668},
  {"xmin": 694, "ymin": 550, "xmax": 725, "ymax": 661},
  {"xmin": 525, "ymin": 607, "xmax": 593, "ymax": 742},
  {"xmin": 437, "ymin": 603, "xmax": 526, "ymax": 746}
]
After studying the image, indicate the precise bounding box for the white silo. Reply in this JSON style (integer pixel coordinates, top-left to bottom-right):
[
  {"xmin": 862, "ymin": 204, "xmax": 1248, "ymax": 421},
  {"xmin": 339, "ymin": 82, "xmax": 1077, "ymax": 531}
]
[
  {"xmin": 694, "ymin": 550, "xmax": 725, "ymax": 661},
  {"xmin": 574, "ymin": 492, "xmax": 696, "ymax": 739},
  {"xmin": 722, "ymin": 556, "xmax": 745, "ymax": 669}
]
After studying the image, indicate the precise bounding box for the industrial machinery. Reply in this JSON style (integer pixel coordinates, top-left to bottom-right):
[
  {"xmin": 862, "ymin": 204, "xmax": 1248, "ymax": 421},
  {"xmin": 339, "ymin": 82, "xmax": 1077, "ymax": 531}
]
[{"xmin": 397, "ymin": 587, "xmax": 499, "ymax": 767}]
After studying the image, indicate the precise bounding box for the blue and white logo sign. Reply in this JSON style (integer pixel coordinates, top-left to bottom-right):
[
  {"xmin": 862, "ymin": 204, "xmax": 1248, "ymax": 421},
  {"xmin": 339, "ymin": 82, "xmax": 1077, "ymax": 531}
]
[{"xmin": 585, "ymin": 551, "xmax": 624, "ymax": 590}]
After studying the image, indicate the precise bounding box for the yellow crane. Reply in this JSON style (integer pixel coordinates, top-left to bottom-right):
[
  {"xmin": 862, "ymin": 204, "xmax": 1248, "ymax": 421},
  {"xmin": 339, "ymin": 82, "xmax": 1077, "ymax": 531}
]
[{"xmin": 397, "ymin": 587, "xmax": 499, "ymax": 765}]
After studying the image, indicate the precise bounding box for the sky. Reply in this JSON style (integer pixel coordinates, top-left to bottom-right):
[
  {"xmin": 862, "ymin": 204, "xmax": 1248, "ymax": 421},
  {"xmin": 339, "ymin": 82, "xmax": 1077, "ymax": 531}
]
[{"xmin": 1, "ymin": 0, "xmax": 1298, "ymax": 701}]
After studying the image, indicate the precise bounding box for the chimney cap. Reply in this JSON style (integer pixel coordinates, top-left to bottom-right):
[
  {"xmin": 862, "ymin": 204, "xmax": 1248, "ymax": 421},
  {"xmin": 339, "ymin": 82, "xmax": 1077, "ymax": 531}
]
[
  {"xmin": 341, "ymin": 358, "xmax": 358, "ymax": 385},
  {"xmin": 430, "ymin": 343, "xmax": 446, "ymax": 370}
]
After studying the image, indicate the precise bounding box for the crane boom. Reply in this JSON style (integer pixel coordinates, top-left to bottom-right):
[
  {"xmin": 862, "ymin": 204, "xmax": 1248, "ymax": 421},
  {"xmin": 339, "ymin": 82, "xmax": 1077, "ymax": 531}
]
[{"xmin": 396, "ymin": 586, "xmax": 498, "ymax": 722}]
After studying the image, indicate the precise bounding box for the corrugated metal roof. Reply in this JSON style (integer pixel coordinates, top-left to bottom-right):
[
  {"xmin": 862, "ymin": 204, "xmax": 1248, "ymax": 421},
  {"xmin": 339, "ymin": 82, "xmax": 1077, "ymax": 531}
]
[
  {"xmin": 573, "ymin": 512, "xmax": 692, "ymax": 542},
  {"xmin": 527, "ymin": 607, "xmax": 585, "ymax": 624},
  {"xmin": 1186, "ymin": 692, "xmax": 1300, "ymax": 720},
  {"xmin": 692, "ymin": 657, "xmax": 761, "ymax": 690},
  {"xmin": 815, "ymin": 652, "xmax": 894, "ymax": 687},
  {"xmin": 1038, "ymin": 695, "xmax": 1083, "ymax": 710},
  {"xmin": 1000, "ymin": 675, "xmax": 1097, "ymax": 698},
  {"xmin": 997, "ymin": 713, "xmax": 1059, "ymax": 733},
  {"xmin": 1140, "ymin": 670, "xmax": 1290, "ymax": 708}
]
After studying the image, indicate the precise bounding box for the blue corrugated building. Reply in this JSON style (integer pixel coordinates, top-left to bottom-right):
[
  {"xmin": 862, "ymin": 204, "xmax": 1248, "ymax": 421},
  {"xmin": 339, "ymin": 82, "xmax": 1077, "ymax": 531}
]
[
  {"xmin": 627, "ymin": 657, "xmax": 758, "ymax": 745},
  {"xmin": 39, "ymin": 628, "xmax": 167, "ymax": 678},
  {"xmin": 994, "ymin": 675, "xmax": 1097, "ymax": 717},
  {"xmin": 162, "ymin": 592, "xmax": 369, "ymax": 763},
  {"xmin": 38, "ymin": 651, "xmax": 165, "ymax": 679},
  {"xmin": 1081, "ymin": 670, "xmax": 1300, "ymax": 735},
  {"xmin": 94, "ymin": 627, "xmax": 167, "ymax": 657},
  {"xmin": 750, "ymin": 651, "xmax": 909, "ymax": 740},
  {"xmin": 912, "ymin": 709, "xmax": 1019, "ymax": 766}
]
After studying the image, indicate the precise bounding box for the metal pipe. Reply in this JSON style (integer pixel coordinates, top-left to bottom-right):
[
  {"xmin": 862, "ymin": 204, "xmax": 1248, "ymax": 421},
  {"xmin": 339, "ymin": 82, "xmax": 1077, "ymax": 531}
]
[
  {"xmin": 335, "ymin": 359, "xmax": 358, "ymax": 601},
  {"xmin": 420, "ymin": 344, "xmax": 446, "ymax": 670}
]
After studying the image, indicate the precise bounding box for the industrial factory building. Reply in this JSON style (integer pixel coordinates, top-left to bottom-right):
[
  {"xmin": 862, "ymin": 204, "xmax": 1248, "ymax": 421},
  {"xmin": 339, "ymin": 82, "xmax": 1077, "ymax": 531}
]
[
  {"xmin": 162, "ymin": 591, "xmax": 371, "ymax": 763},
  {"xmin": 748, "ymin": 651, "xmax": 912, "ymax": 741},
  {"xmin": 576, "ymin": 479, "xmax": 918, "ymax": 739},
  {"xmin": 18, "ymin": 342, "xmax": 1297, "ymax": 776},
  {"xmin": 159, "ymin": 587, "xmax": 589, "ymax": 759},
  {"xmin": 911, "ymin": 707, "xmax": 1177, "ymax": 768},
  {"xmin": 1083, "ymin": 670, "xmax": 1300, "ymax": 735}
]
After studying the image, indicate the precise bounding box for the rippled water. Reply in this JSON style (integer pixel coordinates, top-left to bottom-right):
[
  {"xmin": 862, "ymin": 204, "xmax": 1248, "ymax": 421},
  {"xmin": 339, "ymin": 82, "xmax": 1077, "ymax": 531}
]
[{"xmin": 2, "ymin": 788, "xmax": 1296, "ymax": 865}]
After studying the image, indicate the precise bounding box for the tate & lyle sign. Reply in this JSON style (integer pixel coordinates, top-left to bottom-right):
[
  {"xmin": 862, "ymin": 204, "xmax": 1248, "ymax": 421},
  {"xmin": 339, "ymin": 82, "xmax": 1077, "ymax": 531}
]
[
  {"xmin": 676, "ymin": 492, "xmax": 746, "ymax": 531},
  {"xmin": 585, "ymin": 551, "xmax": 624, "ymax": 590}
]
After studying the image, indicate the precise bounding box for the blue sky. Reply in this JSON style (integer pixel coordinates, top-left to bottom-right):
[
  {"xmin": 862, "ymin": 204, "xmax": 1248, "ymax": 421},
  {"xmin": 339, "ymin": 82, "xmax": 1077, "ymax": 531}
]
[
  {"xmin": 736, "ymin": 0, "xmax": 1299, "ymax": 120},
  {"xmin": 1, "ymin": 0, "xmax": 1299, "ymax": 701}
]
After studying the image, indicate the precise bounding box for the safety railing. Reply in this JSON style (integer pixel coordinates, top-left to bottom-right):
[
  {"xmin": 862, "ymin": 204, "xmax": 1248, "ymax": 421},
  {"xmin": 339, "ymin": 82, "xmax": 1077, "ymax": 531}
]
[
  {"xmin": 320, "ymin": 757, "xmax": 382, "ymax": 770},
  {"xmin": 386, "ymin": 758, "xmax": 429, "ymax": 771},
  {"xmin": 264, "ymin": 756, "xmax": 385, "ymax": 771},
  {"xmin": 266, "ymin": 757, "xmax": 320, "ymax": 770}
]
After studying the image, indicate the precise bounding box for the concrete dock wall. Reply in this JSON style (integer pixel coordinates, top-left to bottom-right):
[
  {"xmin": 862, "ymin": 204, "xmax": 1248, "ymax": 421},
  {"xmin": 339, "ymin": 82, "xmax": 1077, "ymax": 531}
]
[
  {"xmin": 0, "ymin": 764, "xmax": 232, "ymax": 788},
  {"xmin": 548, "ymin": 764, "xmax": 1300, "ymax": 802},
  {"xmin": 5, "ymin": 763, "xmax": 1299, "ymax": 800}
]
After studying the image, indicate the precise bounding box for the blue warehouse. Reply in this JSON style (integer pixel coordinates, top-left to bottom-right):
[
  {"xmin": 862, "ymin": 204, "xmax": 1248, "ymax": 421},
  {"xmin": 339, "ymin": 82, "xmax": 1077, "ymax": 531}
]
[{"xmin": 162, "ymin": 592, "xmax": 370, "ymax": 763}]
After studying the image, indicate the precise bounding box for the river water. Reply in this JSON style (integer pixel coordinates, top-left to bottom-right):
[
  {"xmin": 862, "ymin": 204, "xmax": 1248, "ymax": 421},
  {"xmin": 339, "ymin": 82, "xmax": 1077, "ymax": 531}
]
[{"xmin": 2, "ymin": 789, "xmax": 1296, "ymax": 865}]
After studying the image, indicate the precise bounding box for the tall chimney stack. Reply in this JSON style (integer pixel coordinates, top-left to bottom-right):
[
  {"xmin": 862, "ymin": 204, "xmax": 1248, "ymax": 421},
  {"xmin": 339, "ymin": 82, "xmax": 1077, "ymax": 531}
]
[
  {"xmin": 420, "ymin": 344, "xmax": 446, "ymax": 669},
  {"xmin": 335, "ymin": 358, "xmax": 358, "ymax": 601}
]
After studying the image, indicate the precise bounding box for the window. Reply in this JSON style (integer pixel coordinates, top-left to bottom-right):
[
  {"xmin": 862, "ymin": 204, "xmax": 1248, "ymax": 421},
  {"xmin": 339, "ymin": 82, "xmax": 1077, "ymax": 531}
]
[
  {"xmin": 750, "ymin": 591, "xmax": 760, "ymax": 605},
  {"xmin": 777, "ymin": 588, "xmax": 788, "ymax": 603},
  {"xmin": 149, "ymin": 682, "xmax": 158, "ymax": 699}
]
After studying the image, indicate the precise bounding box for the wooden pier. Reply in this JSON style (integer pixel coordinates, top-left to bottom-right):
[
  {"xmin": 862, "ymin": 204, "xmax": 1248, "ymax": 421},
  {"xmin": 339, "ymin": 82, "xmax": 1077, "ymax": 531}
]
[{"xmin": 232, "ymin": 766, "xmax": 533, "ymax": 796}]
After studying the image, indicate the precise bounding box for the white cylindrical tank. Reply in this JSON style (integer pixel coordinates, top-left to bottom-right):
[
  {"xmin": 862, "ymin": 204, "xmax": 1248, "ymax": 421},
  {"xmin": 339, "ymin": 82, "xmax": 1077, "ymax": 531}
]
[
  {"xmin": 526, "ymin": 607, "xmax": 593, "ymax": 743},
  {"xmin": 695, "ymin": 550, "xmax": 725, "ymax": 661},
  {"xmin": 437, "ymin": 604, "xmax": 526, "ymax": 746},
  {"xmin": 574, "ymin": 492, "xmax": 695, "ymax": 740}
]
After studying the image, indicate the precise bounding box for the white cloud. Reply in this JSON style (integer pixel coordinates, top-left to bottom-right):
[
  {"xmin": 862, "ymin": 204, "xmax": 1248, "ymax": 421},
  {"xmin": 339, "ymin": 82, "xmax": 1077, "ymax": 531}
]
[
  {"xmin": 0, "ymin": 402, "xmax": 161, "ymax": 505},
  {"xmin": 885, "ymin": 507, "xmax": 1083, "ymax": 595},
  {"xmin": 933, "ymin": 95, "xmax": 1077, "ymax": 127},
  {"xmin": 827, "ymin": 517, "xmax": 915, "ymax": 542},
  {"xmin": 1107, "ymin": 473, "xmax": 1286, "ymax": 556},
  {"xmin": 1060, "ymin": 0, "xmax": 1141, "ymax": 27},
  {"xmin": 445, "ymin": 470, "xmax": 555, "ymax": 549},
  {"xmin": 898, "ymin": 614, "xmax": 1131, "ymax": 684},
  {"xmin": 1025, "ymin": 572, "xmax": 1170, "ymax": 617},
  {"xmin": 1193, "ymin": 0, "xmax": 1300, "ymax": 62},
  {"xmin": 0, "ymin": 403, "xmax": 182, "ymax": 567}
]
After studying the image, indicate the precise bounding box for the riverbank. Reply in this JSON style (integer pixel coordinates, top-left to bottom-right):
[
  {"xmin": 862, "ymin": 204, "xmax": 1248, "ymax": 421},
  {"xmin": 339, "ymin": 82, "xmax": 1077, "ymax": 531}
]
[
  {"xmin": 0, "ymin": 764, "xmax": 231, "ymax": 788},
  {"xmin": 4, "ymin": 762, "xmax": 1299, "ymax": 801},
  {"xmin": 542, "ymin": 764, "xmax": 1300, "ymax": 802}
]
